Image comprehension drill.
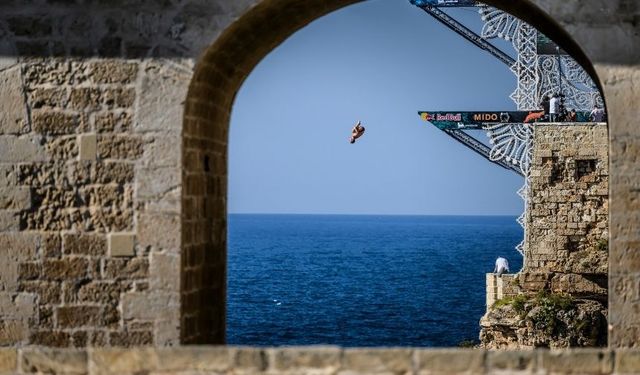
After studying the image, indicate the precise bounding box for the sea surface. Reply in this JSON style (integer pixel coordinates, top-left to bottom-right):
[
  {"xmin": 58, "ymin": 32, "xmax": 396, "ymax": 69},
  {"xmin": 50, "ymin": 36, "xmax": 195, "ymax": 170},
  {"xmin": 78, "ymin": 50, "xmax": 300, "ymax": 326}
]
[{"xmin": 227, "ymin": 214, "xmax": 523, "ymax": 347}]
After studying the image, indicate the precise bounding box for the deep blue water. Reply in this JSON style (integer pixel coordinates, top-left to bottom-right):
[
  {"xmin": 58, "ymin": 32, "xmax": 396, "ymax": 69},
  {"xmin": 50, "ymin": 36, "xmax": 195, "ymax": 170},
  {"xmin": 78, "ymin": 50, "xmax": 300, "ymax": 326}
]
[{"xmin": 227, "ymin": 214, "xmax": 523, "ymax": 347}]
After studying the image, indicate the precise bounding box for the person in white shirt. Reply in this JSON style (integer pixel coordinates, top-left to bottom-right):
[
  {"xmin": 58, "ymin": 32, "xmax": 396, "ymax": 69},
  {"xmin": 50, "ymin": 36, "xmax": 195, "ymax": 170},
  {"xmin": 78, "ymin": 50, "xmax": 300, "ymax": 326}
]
[
  {"xmin": 494, "ymin": 257, "xmax": 510, "ymax": 276},
  {"xmin": 590, "ymin": 105, "xmax": 606, "ymax": 122},
  {"xmin": 549, "ymin": 93, "xmax": 560, "ymax": 122}
]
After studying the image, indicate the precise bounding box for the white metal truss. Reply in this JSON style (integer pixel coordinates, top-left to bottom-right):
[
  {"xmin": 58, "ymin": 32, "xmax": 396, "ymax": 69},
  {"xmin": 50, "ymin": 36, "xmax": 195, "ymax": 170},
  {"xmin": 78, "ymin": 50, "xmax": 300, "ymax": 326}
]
[{"xmin": 476, "ymin": 5, "xmax": 603, "ymax": 260}]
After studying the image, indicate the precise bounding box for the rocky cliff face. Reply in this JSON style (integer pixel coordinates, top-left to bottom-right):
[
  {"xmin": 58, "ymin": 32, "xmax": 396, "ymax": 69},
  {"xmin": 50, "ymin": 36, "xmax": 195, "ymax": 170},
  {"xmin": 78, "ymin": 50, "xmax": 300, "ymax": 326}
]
[
  {"xmin": 480, "ymin": 125, "xmax": 609, "ymax": 349},
  {"xmin": 480, "ymin": 293, "xmax": 607, "ymax": 349}
]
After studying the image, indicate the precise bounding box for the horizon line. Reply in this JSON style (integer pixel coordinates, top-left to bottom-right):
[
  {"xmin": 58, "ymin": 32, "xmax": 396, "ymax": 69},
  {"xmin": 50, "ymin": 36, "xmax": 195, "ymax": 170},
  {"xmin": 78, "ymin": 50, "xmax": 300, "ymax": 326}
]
[{"xmin": 228, "ymin": 212, "xmax": 520, "ymax": 217}]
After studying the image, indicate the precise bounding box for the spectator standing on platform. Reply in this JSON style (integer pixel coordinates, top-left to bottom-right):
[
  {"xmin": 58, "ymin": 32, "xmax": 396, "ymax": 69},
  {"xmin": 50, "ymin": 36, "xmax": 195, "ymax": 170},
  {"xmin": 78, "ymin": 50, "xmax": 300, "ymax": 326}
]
[
  {"xmin": 549, "ymin": 93, "xmax": 560, "ymax": 122},
  {"xmin": 590, "ymin": 105, "xmax": 606, "ymax": 122},
  {"xmin": 494, "ymin": 257, "xmax": 510, "ymax": 277},
  {"xmin": 567, "ymin": 109, "xmax": 577, "ymax": 122},
  {"xmin": 540, "ymin": 95, "xmax": 551, "ymax": 121}
]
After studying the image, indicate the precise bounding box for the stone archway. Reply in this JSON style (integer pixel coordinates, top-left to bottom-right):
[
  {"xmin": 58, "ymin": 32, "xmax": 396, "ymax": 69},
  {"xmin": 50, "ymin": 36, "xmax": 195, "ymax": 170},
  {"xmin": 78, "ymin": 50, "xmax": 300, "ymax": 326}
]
[{"xmin": 181, "ymin": 0, "xmax": 609, "ymax": 344}]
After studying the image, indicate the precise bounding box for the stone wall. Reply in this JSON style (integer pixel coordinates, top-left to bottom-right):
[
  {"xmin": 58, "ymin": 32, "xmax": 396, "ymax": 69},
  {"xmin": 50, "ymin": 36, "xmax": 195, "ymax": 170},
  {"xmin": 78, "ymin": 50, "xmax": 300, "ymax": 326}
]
[
  {"xmin": 0, "ymin": 57, "xmax": 186, "ymax": 346},
  {"xmin": 1, "ymin": 346, "xmax": 639, "ymax": 374},
  {"xmin": 486, "ymin": 274, "xmax": 518, "ymax": 308},
  {"xmin": 481, "ymin": 124, "xmax": 609, "ymax": 349},
  {"xmin": 0, "ymin": 0, "xmax": 638, "ymax": 349},
  {"xmin": 523, "ymin": 124, "xmax": 608, "ymax": 299}
]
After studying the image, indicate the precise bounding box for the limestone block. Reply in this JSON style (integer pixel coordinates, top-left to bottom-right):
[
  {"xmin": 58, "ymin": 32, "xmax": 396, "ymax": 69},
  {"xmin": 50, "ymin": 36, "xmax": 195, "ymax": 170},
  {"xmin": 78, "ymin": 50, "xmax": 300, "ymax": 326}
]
[
  {"xmin": 103, "ymin": 258, "xmax": 148, "ymax": 279},
  {"xmin": 0, "ymin": 187, "xmax": 31, "ymax": 210},
  {"xmin": 0, "ymin": 67, "xmax": 27, "ymax": 134},
  {"xmin": 108, "ymin": 232, "xmax": 135, "ymax": 257},
  {"xmin": 151, "ymin": 347, "xmax": 232, "ymax": 372},
  {"xmin": 29, "ymin": 331, "xmax": 71, "ymax": 347},
  {"xmin": 20, "ymin": 348, "xmax": 87, "ymax": 375},
  {"xmin": 137, "ymin": 60, "xmax": 191, "ymax": 132},
  {"xmin": 42, "ymin": 258, "xmax": 88, "ymax": 281},
  {"xmin": 136, "ymin": 166, "xmax": 180, "ymax": 199},
  {"xmin": 63, "ymin": 233, "xmax": 106, "ymax": 256},
  {"xmin": 95, "ymin": 111, "xmax": 132, "ymax": 133},
  {"xmin": 121, "ymin": 291, "xmax": 178, "ymax": 320},
  {"xmin": 109, "ymin": 331, "xmax": 153, "ymax": 346},
  {"xmin": 269, "ymin": 346, "xmax": 340, "ymax": 372},
  {"xmin": 137, "ymin": 213, "xmax": 180, "ymax": 251},
  {"xmin": 150, "ymin": 252, "xmax": 179, "ymax": 292},
  {"xmin": 95, "ymin": 162, "xmax": 135, "ymax": 184},
  {"xmin": 56, "ymin": 306, "xmax": 101, "ymax": 328},
  {"xmin": 0, "ymin": 293, "xmax": 36, "ymax": 318},
  {"xmin": 340, "ymin": 348, "xmax": 412, "ymax": 374},
  {"xmin": 0, "ymin": 349, "xmax": 17, "ymax": 374},
  {"xmin": 69, "ymin": 88, "xmax": 101, "ymax": 111},
  {"xmin": 0, "ymin": 136, "xmax": 45, "ymax": 162},
  {"xmin": 487, "ymin": 350, "xmax": 536, "ymax": 373},
  {"xmin": 232, "ymin": 347, "xmax": 268, "ymax": 373},
  {"xmin": 31, "ymin": 110, "xmax": 79, "ymax": 135},
  {"xmin": 78, "ymin": 133, "xmax": 97, "ymax": 161},
  {"xmin": 89, "ymin": 348, "xmax": 160, "ymax": 375},
  {"xmin": 97, "ymin": 135, "xmax": 144, "ymax": 160},
  {"xmin": 141, "ymin": 133, "xmax": 181, "ymax": 168},
  {"xmin": 0, "ymin": 321, "xmax": 26, "ymax": 346},
  {"xmin": 91, "ymin": 61, "xmax": 138, "ymax": 84},
  {"xmin": 0, "ymin": 210, "xmax": 19, "ymax": 232},
  {"xmin": 154, "ymin": 319, "xmax": 179, "ymax": 346},
  {"xmin": 0, "ymin": 234, "xmax": 39, "ymax": 291},
  {"xmin": 415, "ymin": 349, "xmax": 485, "ymax": 374},
  {"xmin": 77, "ymin": 281, "xmax": 124, "ymax": 305},
  {"xmin": 539, "ymin": 349, "xmax": 612, "ymax": 374},
  {"xmin": 615, "ymin": 349, "xmax": 640, "ymax": 374}
]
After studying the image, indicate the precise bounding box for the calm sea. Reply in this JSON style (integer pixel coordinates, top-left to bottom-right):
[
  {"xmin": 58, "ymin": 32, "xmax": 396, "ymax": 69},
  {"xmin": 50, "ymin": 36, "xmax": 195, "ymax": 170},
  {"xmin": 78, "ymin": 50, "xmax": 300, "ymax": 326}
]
[{"xmin": 227, "ymin": 214, "xmax": 523, "ymax": 347}]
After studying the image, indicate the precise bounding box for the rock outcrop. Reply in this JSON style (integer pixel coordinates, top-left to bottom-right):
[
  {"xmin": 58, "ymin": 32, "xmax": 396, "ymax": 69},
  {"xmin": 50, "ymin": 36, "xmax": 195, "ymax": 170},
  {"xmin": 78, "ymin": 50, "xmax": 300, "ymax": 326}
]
[{"xmin": 480, "ymin": 293, "xmax": 607, "ymax": 349}]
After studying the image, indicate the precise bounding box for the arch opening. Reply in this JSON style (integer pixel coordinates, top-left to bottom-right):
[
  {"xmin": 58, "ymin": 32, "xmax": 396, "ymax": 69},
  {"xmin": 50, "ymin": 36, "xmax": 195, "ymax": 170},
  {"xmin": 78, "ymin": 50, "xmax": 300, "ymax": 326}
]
[{"xmin": 181, "ymin": 0, "xmax": 608, "ymax": 345}]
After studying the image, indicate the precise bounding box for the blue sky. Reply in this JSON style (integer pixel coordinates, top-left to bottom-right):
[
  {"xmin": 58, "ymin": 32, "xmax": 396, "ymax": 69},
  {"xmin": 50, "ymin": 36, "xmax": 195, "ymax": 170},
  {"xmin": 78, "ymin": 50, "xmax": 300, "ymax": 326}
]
[{"xmin": 229, "ymin": 0, "xmax": 524, "ymax": 215}]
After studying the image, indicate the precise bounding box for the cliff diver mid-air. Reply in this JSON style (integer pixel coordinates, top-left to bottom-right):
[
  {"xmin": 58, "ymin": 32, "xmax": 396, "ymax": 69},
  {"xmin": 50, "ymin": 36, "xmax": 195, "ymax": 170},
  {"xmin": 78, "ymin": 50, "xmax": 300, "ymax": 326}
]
[{"xmin": 349, "ymin": 121, "xmax": 366, "ymax": 144}]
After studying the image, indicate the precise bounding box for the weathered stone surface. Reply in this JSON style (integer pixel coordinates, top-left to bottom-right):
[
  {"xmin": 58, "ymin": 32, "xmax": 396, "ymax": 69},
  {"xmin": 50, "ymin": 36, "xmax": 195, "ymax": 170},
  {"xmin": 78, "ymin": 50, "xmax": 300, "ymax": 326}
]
[
  {"xmin": 137, "ymin": 213, "xmax": 180, "ymax": 250},
  {"xmin": 56, "ymin": 306, "xmax": 101, "ymax": 328},
  {"xmin": 137, "ymin": 60, "xmax": 190, "ymax": 132},
  {"xmin": 0, "ymin": 321, "xmax": 26, "ymax": 346},
  {"xmin": 0, "ymin": 67, "xmax": 27, "ymax": 134},
  {"xmin": 42, "ymin": 258, "xmax": 88, "ymax": 281},
  {"xmin": 539, "ymin": 349, "xmax": 612, "ymax": 374},
  {"xmin": 486, "ymin": 350, "xmax": 536, "ymax": 373},
  {"xmin": 103, "ymin": 258, "xmax": 148, "ymax": 280},
  {"xmin": 89, "ymin": 348, "xmax": 154, "ymax": 374},
  {"xmin": 32, "ymin": 110, "xmax": 79, "ymax": 135},
  {"xmin": 0, "ymin": 136, "xmax": 45, "ymax": 162},
  {"xmin": 481, "ymin": 298, "xmax": 607, "ymax": 349},
  {"xmin": 341, "ymin": 348, "xmax": 412, "ymax": 374},
  {"xmin": 78, "ymin": 133, "xmax": 97, "ymax": 161},
  {"xmin": 121, "ymin": 292, "xmax": 178, "ymax": 320},
  {"xmin": 109, "ymin": 331, "xmax": 153, "ymax": 346},
  {"xmin": 108, "ymin": 233, "xmax": 135, "ymax": 257},
  {"xmin": 415, "ymin": 349, "xmax": 484, "ymax": 375},
  {"xmin": 150, "ymin": 252, "xmax": 179, "ymax": 292},
  {"xmin": 91, "ymin": 61, "xmax": 138, "ymax": 84},
  {"xmin": 0, "ymin": 349, "xmax": 17, "ymax": 374},
  {"xmin": 29, "ymin": 331, "xmax": 71, "ymax": 347},
  {"xmin": 63, "ymin": 233, "xmax": 106, "ymax": 256},
  {"xmin": 97, "ymin": 135, "xmax": 144, "ymax": 160},
  {"xmin": 270, "ymin": 346, "xmax": 340, "ymax": 372},
  {"xmin": 21, "ymin": 348, "xmax": 87, "ymax": 375},
  {"xmin": 0, "ymin": 234, "xmax": 39, "ymax": 291},
  {"xmin": 18, "ymin": 281, "xmax": 61, "ymax": 305},
  {"xmin": 0, "ymin": 210, "xmax": 19, "ymax": 232},
  {"xmin": 0, "ymin": 187, "xmax": 31, "ymax": 210}
]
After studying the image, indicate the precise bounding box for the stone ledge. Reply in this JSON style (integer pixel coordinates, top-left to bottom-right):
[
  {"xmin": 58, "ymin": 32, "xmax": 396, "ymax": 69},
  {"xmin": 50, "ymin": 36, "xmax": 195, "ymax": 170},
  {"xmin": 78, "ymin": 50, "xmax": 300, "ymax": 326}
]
[{"xmin": 0, "ymin": 347, "xmax": 637, "ymax": 374}]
